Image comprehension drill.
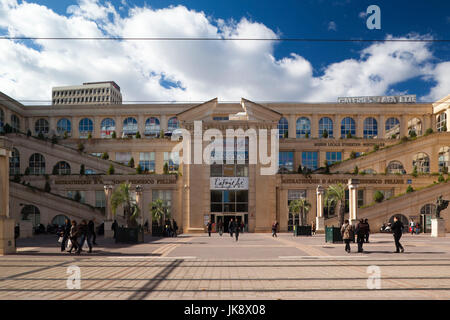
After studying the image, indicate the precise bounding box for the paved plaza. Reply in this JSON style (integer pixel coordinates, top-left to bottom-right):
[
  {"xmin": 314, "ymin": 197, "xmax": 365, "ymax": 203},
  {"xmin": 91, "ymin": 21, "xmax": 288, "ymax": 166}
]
[{"xmin": 2, "ymin": 232, "xmax": 450, "ymax": 300}]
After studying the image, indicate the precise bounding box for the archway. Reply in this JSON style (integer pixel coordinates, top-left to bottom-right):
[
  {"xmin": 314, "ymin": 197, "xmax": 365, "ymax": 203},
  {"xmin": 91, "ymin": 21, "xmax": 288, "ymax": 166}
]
[
  {"xmin": 21, "ymin": 205, "xmax": 40, "ymax": 228},
  {"xmin": 420, "ymin": 204, "xmax": 435, "ymax": 233},
  {"xmin": 408, "ymin": 117, "xmax": 422, "ymax": 136}
]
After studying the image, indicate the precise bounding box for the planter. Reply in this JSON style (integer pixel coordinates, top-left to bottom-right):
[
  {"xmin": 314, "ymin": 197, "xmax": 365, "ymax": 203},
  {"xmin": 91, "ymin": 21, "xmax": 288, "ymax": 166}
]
[
  {"xmin": 325, "ymin": 226, "xmax": 342, "ymax": 243},
  {"xmin": 293, "ymin": 225, "xmax": 312, "ymax": 236},
  {"xmin": 152, "ymin": 225, "xmax": 164, "ymax": 237},
  {"xmin": 115, "ymin": 226, "xmax": 144, "ymax": 243}
]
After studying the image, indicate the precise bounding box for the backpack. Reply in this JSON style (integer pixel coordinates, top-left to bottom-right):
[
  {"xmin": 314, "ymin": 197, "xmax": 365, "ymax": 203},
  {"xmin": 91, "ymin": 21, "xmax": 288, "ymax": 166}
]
[{"xmin": 343, "ymin": 224, "xmax": 353, "ymax": 239}]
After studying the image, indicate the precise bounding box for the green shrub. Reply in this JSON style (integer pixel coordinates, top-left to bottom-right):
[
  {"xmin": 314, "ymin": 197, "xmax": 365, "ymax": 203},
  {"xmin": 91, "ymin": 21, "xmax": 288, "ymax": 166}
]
[
  {"xmin": 44, "ymin": 181, "xmax": 51, "ymax": 193},
  {"xmin": 374, "ymin": 191, "xmax": 384, "ymax": 203},
  {"xmin": 322, "ymin": 130, "xmax": 328, "ymax": 138},
  {"xmin": 135, "ymin": 131, "xmax": 141, "ymax": 139},
  {"xmin": 80, "ymin": 164, "xmax": 85, "ymax": 175},
  {"xmin": 107, "ymin": 164, "xmax": 115, "ymax": 175},
  {"xmin": 163, "ymin": 162, "xmax": 169, "ymax": 174},
  {"xmin": 412, "ymin": 166, "xmax": 418, "ymax": 178},
  {"xmin": 350, "ymin": 151, "xmax": 357, "ymax": 159},
  {"xmin": 406, "ymin": 185, "xmax": 414, "ymax": 193},
  {"xmin": 74, "ymin": 191, "xmax": 81, "ymax": 202},
  {"xmin": 101, "ymin": 152, "xmax": 109, "ymax": 160},
  {"xmin": 353, "ymin": 165, "xmax": 359, "ymax": 175},
  {"xmin": 77, "ymin": 142, "xmax": 84, "ymax": 152},
  {"xmin": 111, "ymin": 131, "xmax": 117, "ymax": 139},
  {"xmin": 128, "ymin": 157, "xmax": 135, "ymax": 168},
  {"xmin": 438, "ymin": 174, "xmax": 445, "ymax": 183},
  {"xmin": 425, "ymin": 128, "xmax": 433, "ymax": 136},
  {"xmin": 24, "ymin": 167, "xmax": 30, "ymax": 175},
  {"xmin": 136, "ymin": 164, "xmax": 143, "ymax": 174}
]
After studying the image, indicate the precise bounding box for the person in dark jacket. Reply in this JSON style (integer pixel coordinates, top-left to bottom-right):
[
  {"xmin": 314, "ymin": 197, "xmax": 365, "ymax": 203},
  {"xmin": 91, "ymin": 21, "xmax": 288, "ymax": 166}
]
[
  {"xmin": 76, "ymin": 220, "xmax": 92, "ymax": 254},
  {"xmin": 272, "ymin": 221, "xmax": 279, "ymax": 237},
  {"xmin": 172, "ymin": 219, "xmax": 178, "ymax": 237},
  {"xmin": 112, "ymin": 220, "xmax": 118, "ymax": 239},
  {"xmin": 235, "ymin": 221, "xmax": 240, "ymax": 241},
  {"xmin": 61, "ymin": 218, "xmax": 71, "ymax": 252},
  {"xmin": 229, "ymin": 218, "xmax": 235, "ymax": 237},
  {"xmin": 88, "ymin": 218, "xmax": 97, "ymax": 245},
  {"xmin": 365, "ymin": 218, "xmax": 370, "ymax": 243},
  {"xmin": 67, "ymin": 220, "xmax": 79, "ymax": 253},
  {"xmin": 217, "ymin": 219, "xmax": 223, "ymax": 236},
  {"xmin": 340, "ymin": 220, "xmax": 354, "ymax": 253},
  {"xmin": 391, "ymin": 216, "xmax": 405, "ymax": 253},
  {"xmin": 207, "ymin": 220, "xmax": 212, "ymax": 237},
  {"xmin": 355, "ymin": 219, "xmax": 368, "ymax": 253}
]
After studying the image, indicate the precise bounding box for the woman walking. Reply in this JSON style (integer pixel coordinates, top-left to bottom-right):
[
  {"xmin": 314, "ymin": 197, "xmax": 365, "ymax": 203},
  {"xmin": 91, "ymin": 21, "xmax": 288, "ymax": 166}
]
[
  {"xmin": 67, "ymin": 220, "xmax": 79, "ymax": 254},
  {"xmin": 340, "ymin": 220, "xmax": 354, "ymax": 253},
  {"xmin": 272, "ymin": 221, "xmax": 278, "ymax": 237}
]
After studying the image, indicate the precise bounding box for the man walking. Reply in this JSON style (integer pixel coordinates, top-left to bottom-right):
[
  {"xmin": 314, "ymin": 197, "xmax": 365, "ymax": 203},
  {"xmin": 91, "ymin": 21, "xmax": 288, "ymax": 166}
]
[
  {"xmin": 229, "ymin": 218, "xmax": 234, "ymax": 237},
  {"xmin": 355, "ymin": 219, "xmax": 368, "ymax": 253},
  {"xmin": 272, "ymin": 221, "xmax": 279, "ymax": 237},
  {"xmin": 88, "ymin": 218, "xmax": 97, "ymax": 245},
  {"xmin": 76, "ymin": 220, "xmax": 92, "ymax": 254},
  {"xmin": 61, "ymin": 218, "xmax": 71, "ymax": 252},
  {"xmin": 217, "ymin": 219, "xmax": 223, "ymax": 236},
  {"xmin": 391, "ymin": 216, "xmax": 405, "ymax": 253},
  {"xmin": 235, "ymin": 221, "xmax": 240, "ymax": 242},
  {"xmin": 207, "ymin": 220, "xmax": 212, "ymax": 237},
  {"xmin": 365, "ymin": 218, "xmax": 370, "ymax": 243},
  {"xmin": 340, "ymin": 219, "xmax": 354, "ymax": 253}
]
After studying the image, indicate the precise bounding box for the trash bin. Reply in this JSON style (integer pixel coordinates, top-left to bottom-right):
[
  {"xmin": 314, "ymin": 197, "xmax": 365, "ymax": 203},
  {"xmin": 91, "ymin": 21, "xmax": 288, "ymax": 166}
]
[
  {"xmin": 294, "ymin": 225, "xmax": 312, "ymax": 236},
  {"xmin": 325, "ymin": 226, "xmax": 343, "ymax": 243}
]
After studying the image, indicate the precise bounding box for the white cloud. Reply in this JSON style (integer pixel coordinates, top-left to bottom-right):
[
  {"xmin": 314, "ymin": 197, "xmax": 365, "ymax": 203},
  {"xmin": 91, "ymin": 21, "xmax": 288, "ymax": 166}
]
[
  {"xmin": 328, "ymin": 21, "xmax": 337, "ymax": 31},
  {"xmin": 358, "ymin": 11, "xmax": 367, "ymax": 19},
  {"xmin": 0, "ymin": 0, "xmax": 447, "ymax": 104}
]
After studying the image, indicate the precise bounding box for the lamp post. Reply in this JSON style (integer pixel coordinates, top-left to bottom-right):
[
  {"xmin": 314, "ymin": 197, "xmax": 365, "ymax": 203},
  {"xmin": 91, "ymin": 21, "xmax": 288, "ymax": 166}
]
[
  {"xmin": 103, "ymin": 185, "xmax": 114, "ymax": 238},
  {"xmin": 135, "ymin": 185, "xmax": 144, "ymax": 227}
]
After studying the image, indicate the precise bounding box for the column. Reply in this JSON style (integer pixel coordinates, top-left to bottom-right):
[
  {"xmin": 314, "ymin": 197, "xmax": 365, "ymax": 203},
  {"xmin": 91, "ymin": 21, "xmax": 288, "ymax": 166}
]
[
  {"xmin": 103, "ymin": 185, "xmax": 114, "ymax": 238},
  {"xmin": 399, "ymin": 115, "xmax": 408, "ymax": 137},
  {"xmin": 334, "ymin": 114, "xmax": 341, "ymax": 138},
  {"xmin": 378, "ymin": 115, "xmax": 385, "ymax": 139},
  {"xmin": 49, "ymin": 117, "xmax": 56, "ymax": 136},
  {"xmin": 135, "ymin": 185, "xmax": 144, "ymax": 227},
  {"xmin": 0, "ymin": 138, "xmax": 15, "ymax": 254},
  {"xmin": 115, "ymin": 116, "xmax": 123, "ymax": 138},
  {"xmin": 311, "ymin": 114, "xmax": 318, "ymax": 138},
  {"xmin": 316, "ymin": 185, "xmax": 325, "ymax": 231},
  {"xmin": 446, "ymin": 109, "xmax": 450, "ymax": 132},
  {"xmin": 160, "ymin": 114, "xmax": 168, "ymax": 132},
  {"xmin": 138, "ymin": 114, "xmax": 145, "ymax": 136},
  {"xmin": 288, "ymin": 114, "xmax": 296, "ymax": 138},
  {"xmin": 356, "ymin": 115, "xmax": 364, "ymax": 138},
  {"xmin": 348, "ymin": 178, "xmax": 359, "ymax": 226},
  {"xmin": 72, "ymin": 116, "xmax": 80, "ymax": 138}
]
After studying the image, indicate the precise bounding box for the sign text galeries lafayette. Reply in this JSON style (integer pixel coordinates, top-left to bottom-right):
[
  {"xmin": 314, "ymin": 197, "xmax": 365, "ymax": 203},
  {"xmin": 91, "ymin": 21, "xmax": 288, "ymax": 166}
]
[
  {"xmin": 210, "ymin": 177, "xmax": 249, "ymax": 190},
  {"xmin": 337, "ymin": 95, "xmax": 416, "ymax": 104}
]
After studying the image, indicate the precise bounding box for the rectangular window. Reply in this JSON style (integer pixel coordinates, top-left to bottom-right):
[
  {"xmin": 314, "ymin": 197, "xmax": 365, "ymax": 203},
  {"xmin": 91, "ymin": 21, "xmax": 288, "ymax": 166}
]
[
  {"xmin": 358, "ymin": 189, "xmax": 364, "ymax": 208},
  {"xmin": 279, "ymin": 151, "xmax": 294, "ymax": 172},
  {"xmin": 67, "ymin": 191, "xmax": 85, "ymax": 203},
  {"xmin": 115, "ymin": 152, "xmax": 131, "ymax": 165},
  {"xmin": 287, "ymin": 190, "xmax": 306, "ymax": 231},
  {"xmin": 302, "ymin": 152, "xmax": 318, "ymax": 170},
  {"xmin": 213, "ymin": 116, "xmax": 229, "ymax": 121},
  {"xmin": 164, "ymin": 152, "xmax": 180, "ymax": 172},
  {"xmin": 152, "ymin": 190, "xmax": 172, "ymax": 216},
  {"xmin": 326, "ymin": 152, "xmax": 342, "ymax": 165},
  {"xmin": 210, "ymin": 190, "xmax": 248, "ymax": 213},
  {"xmin": 95, "ymin": 191, "xmax": 106, "ymax": 208},
  {"xmin": 139, "ymin": 152, "xmax": 155, "ymax": 172}
]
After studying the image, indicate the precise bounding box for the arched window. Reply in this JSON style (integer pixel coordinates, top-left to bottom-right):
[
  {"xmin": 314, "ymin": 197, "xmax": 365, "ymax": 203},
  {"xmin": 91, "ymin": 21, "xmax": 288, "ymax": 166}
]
[
  {"xmin": 413, "ymin": 152, "xmax": 430, "ymax": 173},
  {"xmin": 341, "ymin": 117, "xmax": 356, "ymax": 138},
  {"xmin": 101, "ymin": 118, "xmax": 115, "ymax": 138},
  {"xmin": 319, "ymin": 117, "xmax": 333, "ymax": 138},
  {"xmin": 35, "ymin": 118, "xmax": 49, "ymax": 135},
  {"xmin": 437, "ymin": 113, "xmax": 447, "ymax": 132},
  {"xmin": 386, "ymin": 161, "xmax": 406, "ymax": 174},
  {"xmin": 0, "ymin": 109, "xmax": 4, "ymax": 133},
  {"xmin": 123, "ymin": 117, "xmax": 138, "ymax": 136},
  {"xmin": 278, "ymin": 117, "xmax": 289, "ymax": 138},
  {"xmin": 56, "ymin": 118, "xmax": 71, "ymax": 136},
  {"xmin": 9, "ymin": 148, "xmax": 20, "ymax": 175},
  {"xmin": 421, "ymin": 204, "xmax": 436, "ymax": 215},
  {"xmin": 438, "ymin": 146, "xmax": 449, "ymax": 173},
  {"xmin": 10, "ymin": 114, "xmax": 20, "ymax": 132},
  {"xmin": 168, "ymin": 117, "xmax": 179, "ymax": 132},
  {"xmin": 78, "ymin": 118, "xmax": 93, "ymax": 138},
  {"xmin": 51, "ymin": 214, "xmax": 69, "ymax": 226},
  {"xmin": 145, "ymin": 117, "xmax": 160, "ymax": 136},
  {"xmin": 296, "ymin": 117, "xmax": 311, "ymax": 138},
  {"xmin": 363, "ymin": 168, "xmax": 376, "ymax": 174},
  {"xmin": 363, "ymin": 117, "xmax": 378, "ymax": 139},
  {"xmin": 21, "ymin": 205, "xmax": 40, "ymax": 227},
  {"xmin": 385, "ymin": 117, "xmax": 400, "ymax": 138},
  {"xmin": 54, "ymin": 161, "xmax": 71, "ymax": 175},
  {"xmin": 408, "ymin": 118, "xmax": 422, "ymax": 136},
  {"xmin": 29, "ymin": 153, "xmax": 46, "ymax": 175}
]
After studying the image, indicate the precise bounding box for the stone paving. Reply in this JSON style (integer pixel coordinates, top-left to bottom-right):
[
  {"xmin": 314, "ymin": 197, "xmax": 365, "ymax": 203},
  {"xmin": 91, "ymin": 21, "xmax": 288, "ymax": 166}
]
[{"xmin": 2, "ymin": 232, "xmax": 450, "ymax": 299}]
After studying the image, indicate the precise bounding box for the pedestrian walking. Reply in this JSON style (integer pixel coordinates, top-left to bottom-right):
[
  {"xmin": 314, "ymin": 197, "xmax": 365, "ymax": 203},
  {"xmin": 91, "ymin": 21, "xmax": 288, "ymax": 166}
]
[
  {"xmin": 229, "ymin": 218, "xmax": 234, "ymax": 237},
  {"xmin": 272, "ymin": 221, "xmax": 278, "ymax": 237},
  {"xmin": 355, "ymin": 219, "xmax": 368, "ymax": 253},
  {"xmin": 365, "ymin": 218, "xmax": 370, "ymax": 243},
  {"xmin": 76, "ymin": 220, "xmax": 92, "ymax": 254},
  {"xmin": 60, "ymin": 218, "xmax": 71, "ymax": 252},
  {"xmin": 172, "ymin": 219, "xmax": 178, "ymax": 237},
  {"xmin": 340, "ymin": 220, "xmax": 354, "ymax": 253},
  {"xmin": 88, "ymin": 218, "xmax": 97, "ymax": 245},
  {"xmin": 112, "ymin": 219, "xmax": 118, "ymax": 239},
  {"xmin": 67, "ymin": 220, "xmax": 79, "ymax": 253},
  {"xmin": 311, "ymin": 221, "xmax": 316, "ymax": 235},
  {"xmin": 207, "ymin": 220, "xmax": 212, "ymax": 237},
  {"xmin": 415, "ymin": 222, "xmax": 420, "ymax": 235},
  {"xmin": 391, "ymin": 216, "xmax": 405, "ymax": 253},
  {"xmin": 217, "ymin": 219, "xmax": 223, "ymax": 236},
  {"xmin": 240, "ymin": 221, "xmax": 245, "ymax": 234},
  {"xmin": 235, "ymin": 222, "xmax": 240, "ymax": 241},
  {"xmin": 410, "ymin": 219, "xmax": 415, "ymax": 235}
]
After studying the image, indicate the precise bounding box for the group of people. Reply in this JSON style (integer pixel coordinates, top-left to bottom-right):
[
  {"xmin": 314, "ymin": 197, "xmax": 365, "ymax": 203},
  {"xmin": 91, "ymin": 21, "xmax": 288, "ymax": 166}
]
[
  {"xmin": 341, "ymin": 216, "xmax": 405, "ymax": 253},
  {"xmin": 59, "ymin": 218, "xmax": 97, "ymax": 254},
  {"xmin": 207, "ymin": 219, "xmax": 244, "ymax": 241},
  {"xmin": 163, "ymin": 219, "xmax": 179, "ymax": 237},
  {"xmin": 409, "ymin": 220, "xmax": 421, "ymax": 235}
]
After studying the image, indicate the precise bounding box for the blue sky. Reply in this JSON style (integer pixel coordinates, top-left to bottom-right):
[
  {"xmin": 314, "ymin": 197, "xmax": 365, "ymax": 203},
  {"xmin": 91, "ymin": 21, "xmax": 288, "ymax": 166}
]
[{"xmin": 0, "ymin": 0, "xmax": 449, "ymax": 103}]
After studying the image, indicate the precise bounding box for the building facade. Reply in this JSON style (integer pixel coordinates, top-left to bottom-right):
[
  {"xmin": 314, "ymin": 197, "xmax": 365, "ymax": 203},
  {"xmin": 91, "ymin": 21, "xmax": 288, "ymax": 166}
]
[
  {"xmin": 52, "ymin": 81, "xmax": 122, "ymax": 105},
  {"xmin": 1, "ymin": 90, "xmax": 449, "ymax": 236}
]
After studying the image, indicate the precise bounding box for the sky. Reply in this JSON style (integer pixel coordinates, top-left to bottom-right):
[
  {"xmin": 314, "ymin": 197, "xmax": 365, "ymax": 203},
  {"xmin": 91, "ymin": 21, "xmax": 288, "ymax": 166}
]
[{"xmin": 0, "ymin": 0, "xmax": 449, "ymax": 104}]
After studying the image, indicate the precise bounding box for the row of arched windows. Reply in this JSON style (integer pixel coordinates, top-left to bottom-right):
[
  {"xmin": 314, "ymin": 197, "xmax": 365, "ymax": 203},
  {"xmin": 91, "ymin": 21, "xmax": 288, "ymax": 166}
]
[
  {"xmin": 0, "ymin": 109, "xmax": 21, "ymax": 133},
  {"xmin": 278, "ymin": 116, "xmax": 401, "ymax": 139},
  {"xmin": 10, "ymin": 149, "xmax": 73, "ymax": 175},
  {"xmin": 33, "ymin": 116, "xmax": 180, "ymax": 138}
]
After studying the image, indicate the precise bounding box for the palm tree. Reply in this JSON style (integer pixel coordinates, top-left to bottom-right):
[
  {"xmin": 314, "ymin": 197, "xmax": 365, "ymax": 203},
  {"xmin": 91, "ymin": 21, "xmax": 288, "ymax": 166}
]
[
  {"xmin": 150, "ymin": 198, "xmax": 168, "ymax": 227},
  {"xmin": 289, "ymin": 198, "xmax": 311, "ymax": 226},
  {"xmin": 324, "ymin": 183, "xmax": 346, "ymax": 227},
  {"xmin": 110, "ymin": 183, "xmax": 140, "ymax": 227}
]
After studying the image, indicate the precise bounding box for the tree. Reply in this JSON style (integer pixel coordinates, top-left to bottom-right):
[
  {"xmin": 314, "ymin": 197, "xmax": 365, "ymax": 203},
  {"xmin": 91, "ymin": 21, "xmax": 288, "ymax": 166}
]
[
  {"xmin": 425, "ymin": 128, "xmax": 433, "ymax": 136},
  {"xmin": 160, "ymin": 129, "xmax": 165, "ymax": 138},
  {"xmin": 346, "ymin": 132, "xmax": 352, "ymax": 139},
  {"xmin": 111, "ymin": 131, "xmax": 117, "ymax": 139},
  {"xmin": 136, "ymin": 164, "xmax": 143, "ymax": 174},
  {"xmin": 324, "ymin": 160, "xmax": 330, "ymax": 174},
  {"xmin": 51, "ymin": 134, "xmax": 58, "ymax": 144},
  {"xmin": 107, "ymin": 164, "xmax": 115, "ymax": 175},
  {"xmin": 283, "ymin": 131, "xmax": 288, "ymax": 138},
  {"xmin": 128, "ymin": 157, "xmax": 135, "ymax": 168},
  {"xmin": 406, "ymin": 185, "xmax": 414, "ymax": 193},
  {"xmin": 350, "ymin": 151, "xmax": 357, "ymax": 159},
  {"xmin": 3, "ymin": 123, "xmax": 12, "ymax": 134},
  {"xmin": 77, "ymin": 142, "xmax": 84, "ymax": 153},
  {"xmin": 26, "ymin": 129, "xmax": 32, "ymax": 137},
  {"xmin": 24, "ymin": 167, "xmax": 30, "ymax": 175},
  {"xmin": 374, "ymin": 190, "xmax": 384, "ymax": 203},
  {"xmin": 324, "ymin": 183, "xmax": 346, "ymax": 227},
  {"xmin": 135, "ymin": 131, "xmax": 141, "ymax": 139},
  {"xmin": 289, "ymin": 198, "xmax": 311, "ymax": 226},
  {"xmin": 305, "ymin": 132, "xmax": 309, "ymax": 138},
  {"xmin": 163, "ymin": 162, "xmax": 169, "ymax": 174},
  {"xmin": 322, "ymin": 129, "xmax": 328, "ymax": 138},
  {"xmin": 412, "ymin": 166, "xmax": 418, "ymax": 177},
  {"xmin": 438, "ymin": 174, "xmax": 445, "ymax": 183},
  {"xmin": 297, "ymin": 165, "xmax": 303, "ymax": 174},
  {"xmin": 87, "ymin": 132, "xmax": 92, "ymax": 139},
  {"xmin": 37, "ymin": 132, "xmax": 45, "ymax": 140},
  {"xmin": 101, "ymin": 152, "xmax": 109, "ymax": 160},
  {"xmin": 110, "ymin": 183, "xmax": 140, "ymax": 227},
  {"xmin": 44, "ymin": 181, "xmax": 51, "ymax": 193},
  {"xmin": 150, "ymin": 198, "xmax": 168, "ymax": 227},
  {"xmin": 353, "ymin": 165, "xmax": 359, "ymax": 175},
  {"xmin": 80, "ymin": 164, "xmax": 85, "ymax": 175},
  {"xmin": 409, "ymin": 130, "xmax": 417, "ymax": 138},
  {"xmin": 74, "ymin": 191, "xmax": 82, "ymax": 202},
  {"xmin": 63, "ymin": 131, "xmax": 69, "ymax": 139}
]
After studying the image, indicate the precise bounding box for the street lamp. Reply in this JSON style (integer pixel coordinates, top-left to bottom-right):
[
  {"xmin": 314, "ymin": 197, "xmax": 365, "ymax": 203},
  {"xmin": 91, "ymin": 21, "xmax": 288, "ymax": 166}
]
[{"xmin": 135, "ymin": 185, "xmax": 143, "ymax": 226}]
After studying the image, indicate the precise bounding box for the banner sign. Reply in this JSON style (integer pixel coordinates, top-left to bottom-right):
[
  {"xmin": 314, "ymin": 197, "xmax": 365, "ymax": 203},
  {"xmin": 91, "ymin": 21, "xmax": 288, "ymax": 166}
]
[
  {"xmin": 210, "ymin": 177, "xmax": 249, "ymax": 190},
  {"xmin": 337, "ymin": 95, "xmax": 416, "ymax": 104}
]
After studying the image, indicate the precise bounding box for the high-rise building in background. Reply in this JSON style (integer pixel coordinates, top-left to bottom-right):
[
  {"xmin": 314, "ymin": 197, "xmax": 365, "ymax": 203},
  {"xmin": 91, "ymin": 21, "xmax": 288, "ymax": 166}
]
[{"xmin": 52, "ymin": 81, "xmax": 122, "ymax": 105}]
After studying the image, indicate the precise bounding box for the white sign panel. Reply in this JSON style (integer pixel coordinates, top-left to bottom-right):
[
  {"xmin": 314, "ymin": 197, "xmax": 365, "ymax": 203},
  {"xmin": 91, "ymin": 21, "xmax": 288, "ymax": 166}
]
[
  {"xmin": 210, "ymin": 177, "xmax": 249, "ymax": 190},
  {"xmin": 337, "ymin": 95, "xmax": 416, "ymax": 104}
]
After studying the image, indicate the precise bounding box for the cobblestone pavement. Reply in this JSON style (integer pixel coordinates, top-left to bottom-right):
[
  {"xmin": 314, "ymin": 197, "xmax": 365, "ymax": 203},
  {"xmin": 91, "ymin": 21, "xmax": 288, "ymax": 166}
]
[{"xmin": 2, "ymin": 232, "xmax": 450, "ymax": 300}]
